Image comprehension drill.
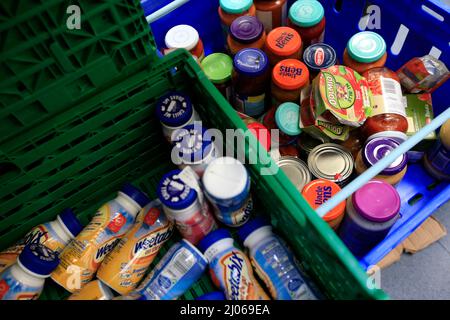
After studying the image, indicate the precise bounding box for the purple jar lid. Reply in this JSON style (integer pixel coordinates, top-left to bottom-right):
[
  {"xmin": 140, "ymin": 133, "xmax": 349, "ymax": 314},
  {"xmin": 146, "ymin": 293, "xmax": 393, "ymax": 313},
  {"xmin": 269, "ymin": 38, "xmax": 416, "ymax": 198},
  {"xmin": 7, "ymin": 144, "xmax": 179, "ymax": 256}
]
[
  {"xmin": 233, "ymin": 48, "xmax": 268, "ymax": 77},
  {"xmin": 230, "ymin": 16, "xmax": 264, "ymax": 44},
  {"xmin": 352, "ymin": 180, "xmax": 400, "ymax": 222},
  {"xmin": 362, "ymin": 137, "xmax": 408, "ymax": 175}
]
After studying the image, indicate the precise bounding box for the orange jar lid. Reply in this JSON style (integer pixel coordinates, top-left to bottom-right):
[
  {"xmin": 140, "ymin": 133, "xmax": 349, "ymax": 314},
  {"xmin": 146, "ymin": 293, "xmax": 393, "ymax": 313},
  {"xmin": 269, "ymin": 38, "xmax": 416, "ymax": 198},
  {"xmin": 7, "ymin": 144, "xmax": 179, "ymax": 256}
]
[
  {"xmin": 301, "ymin": 179, "xmax": 346, "ymax": 221},
  {"xmin": 266, "ymin": 27, "xmax": 302, "ymax": 57},
  {"xmin": 272, "ymin": 59, "xmax": 309, "ymax": 90}
]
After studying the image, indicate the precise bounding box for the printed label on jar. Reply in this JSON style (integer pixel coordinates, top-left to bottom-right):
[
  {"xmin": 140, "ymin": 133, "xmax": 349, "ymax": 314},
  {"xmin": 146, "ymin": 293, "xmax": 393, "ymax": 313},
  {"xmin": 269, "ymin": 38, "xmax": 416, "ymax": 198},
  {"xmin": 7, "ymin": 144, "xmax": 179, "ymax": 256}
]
[
  {"xmin": 235, "ymin": 93, "xmax": 266, "ymax": 117},
  {"xmin": 371, "ymin": 77, "xmax": 405, "ymax": 117}
]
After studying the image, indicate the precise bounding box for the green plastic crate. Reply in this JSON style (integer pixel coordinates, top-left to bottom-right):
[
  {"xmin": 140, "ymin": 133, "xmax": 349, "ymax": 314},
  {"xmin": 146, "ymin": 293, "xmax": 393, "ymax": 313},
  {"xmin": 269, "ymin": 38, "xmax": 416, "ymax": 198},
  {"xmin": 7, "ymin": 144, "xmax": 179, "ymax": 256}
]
[{"xmin": 0, "ymin": 0, "xmax": 156, "ymax": 146}]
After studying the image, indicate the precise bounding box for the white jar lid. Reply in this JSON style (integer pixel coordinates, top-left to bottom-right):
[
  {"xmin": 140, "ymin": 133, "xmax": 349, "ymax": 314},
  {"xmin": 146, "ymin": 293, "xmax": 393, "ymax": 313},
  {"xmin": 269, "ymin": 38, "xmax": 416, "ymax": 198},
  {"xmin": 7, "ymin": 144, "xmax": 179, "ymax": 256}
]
[{"xmin": 165, "ymin": 24, "xmax": 200, "ymax": 51}]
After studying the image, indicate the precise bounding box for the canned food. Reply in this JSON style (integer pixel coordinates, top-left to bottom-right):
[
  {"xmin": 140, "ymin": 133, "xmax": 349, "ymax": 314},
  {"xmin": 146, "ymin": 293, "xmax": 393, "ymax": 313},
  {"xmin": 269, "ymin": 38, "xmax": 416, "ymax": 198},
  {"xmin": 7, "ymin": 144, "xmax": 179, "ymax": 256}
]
[
  {"xmin": 297, "ymin": 132, "xmax": 323, "ymax": 161},
  {"xmin": 202, "ymin": 157, "xmax": 253, "ymax": 227},
  {"xmin": 276, "ymin": 156, "xmax": 311, "ymax": 192},
  {"xmin": 307, "ymin": 143, "xmax": 354, "ymax": 186}
]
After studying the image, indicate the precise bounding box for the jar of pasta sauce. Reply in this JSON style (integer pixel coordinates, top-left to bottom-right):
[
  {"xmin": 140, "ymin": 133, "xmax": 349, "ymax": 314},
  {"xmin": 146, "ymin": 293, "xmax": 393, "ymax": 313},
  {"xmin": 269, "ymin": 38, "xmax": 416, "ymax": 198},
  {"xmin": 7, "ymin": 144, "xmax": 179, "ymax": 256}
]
[
  {"xmin": 232, "ymin": 48, "xmax": 270, "ymax": 118},
  {"xmin": 165, "ymin": 25, "xmax": 205, "ymax": 61},
  {"xmin": 288, "ymin": 0, "xmax": 325, "ymax": 48},
  {"xmin": 219, "ymin": 0, "xmax": 256, "ymax": 38},
  {"xmin": 361, "ymin": 67, "xmax": 408, "ymax": 138},
  {"xmin": 201, "ymin": 53, "xmax": 234, "ymax": 101},
  {"xmin": 343, "ymin": 31, "xmax": 387, "ymax": 75},
  {"xmin": 264, "ymin": 27, "xmax": 302, "ymax": 66},
  {"xmin": 254, "ymin": 0, "xmax": 288, "ymax": 33},
  {"xmin": 228, "ymin": 16, "xmax": 266, "ymax": 55},
  {"xmin": 339, "ymin": 180, "xmax": 400, "ymax": 258},
  {"xmin": 303, "ymin": 43, "xmax": 337, "ymax": 80},
  {"xmin": 424, "ymin": 119, "xmax": 450, "ymax": 181},
  {"xmin": 271, "ymin": 59, "xmax": 309, "ymax": 107}
]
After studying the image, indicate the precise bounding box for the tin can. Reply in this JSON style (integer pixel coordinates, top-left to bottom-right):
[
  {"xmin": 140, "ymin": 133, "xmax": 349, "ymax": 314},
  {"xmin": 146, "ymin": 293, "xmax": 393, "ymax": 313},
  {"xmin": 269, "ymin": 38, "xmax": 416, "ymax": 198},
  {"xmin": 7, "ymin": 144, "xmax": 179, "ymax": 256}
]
[
  {"xmin": 202, "ymin": 157, "xmax": 253, "ymax": 227},
  {"xmin": 296, "ymin": 132, "xmax": 323, "ymax": 161},
  {"xmin": 135, "ymin": 239, "xmax": 208, "ymax": 300},
  {"xmin": 276, "ymin": 156, "xmax": 311, "ymax": 192},
  {"xmin": 307, "ymin": 143, "xmax": 354, "ymax": 186},
  {"xmin": 171, "ymin": 124, "xmax": 218, "ymax": 177},
  {"xmin": 157, "ymin": 169, "xmax": 217, "ymax": 245}
]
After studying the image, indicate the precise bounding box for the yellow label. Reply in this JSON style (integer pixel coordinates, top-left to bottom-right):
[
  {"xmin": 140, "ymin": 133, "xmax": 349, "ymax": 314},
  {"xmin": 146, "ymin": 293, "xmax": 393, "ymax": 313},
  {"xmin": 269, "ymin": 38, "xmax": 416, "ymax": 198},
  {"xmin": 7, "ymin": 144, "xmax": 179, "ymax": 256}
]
[{"xmin": 67, "ymin": 280, "xmax": 109, "ymax": 300}]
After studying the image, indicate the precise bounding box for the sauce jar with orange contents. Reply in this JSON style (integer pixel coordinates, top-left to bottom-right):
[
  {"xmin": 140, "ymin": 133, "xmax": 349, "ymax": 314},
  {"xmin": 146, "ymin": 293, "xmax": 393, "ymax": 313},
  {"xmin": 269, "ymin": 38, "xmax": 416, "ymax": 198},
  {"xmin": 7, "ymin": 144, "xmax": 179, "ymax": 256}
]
[
  {"xmin": 361, "ymin": 67, "xmax": 408, "ymax": 138},
  {"xmin": 264, "ymin": 27, "xmax": 302, "ymax": 66},
  {"xmin": 271, "ymin": 59, "xmax": 309, "ymax": 107},
  {"xmin": 302, "ymin": 179, "xmax": 346, "ymax": 230},
  {"xmin": 343, "ymin": 31, "xmax": 387, "ymax": 75},
  {"xmin": 287, "ymin": 0, "xmax": 325, "ymax": 48},
  {"xmin": 228, "ymin": 16, "xmax": 266, "ymax": 55},
  {"xmin": 165, "ymin": 25, "xmax": 205, "ymax": 61},
  {"xmin": 254, "ymin": 0, "xmax": 288, "ymax": 33},
  {"xmin": 219, "ymin": 0, "xmax": 256, "ymax": 38}
]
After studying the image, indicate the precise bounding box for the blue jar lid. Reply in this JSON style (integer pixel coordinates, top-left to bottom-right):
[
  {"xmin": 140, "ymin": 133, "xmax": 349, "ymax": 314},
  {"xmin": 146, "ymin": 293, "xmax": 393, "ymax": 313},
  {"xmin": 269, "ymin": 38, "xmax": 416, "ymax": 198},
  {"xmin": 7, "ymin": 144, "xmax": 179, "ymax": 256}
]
[
  {"xmin": 120, "ymin": 183, "xmax": 150, "ymax": 208},
  {"xmin": 18, "ymin": 243, "xmax": 59, "ymax": 276},
  {"xmin": 196, "ymin": 291, "xmax": 226, "ymax": 300},
  {"xmin": 233, "ymin": 48, "xmax": 269, "ymax": 77},
  {"xmin": 58, "ymin": 208, "xmax": 83, "ymax": 238},
  {"xmin": 197, "ymin": 228, "xmax": 232, "ymax": 253},
  {"xmin": 289, "ymin": 0, "xmax": 325, "ymax": 28},
  {"xmin": 157, "ymin": 169, "xmax": 197, "ymax": 210},
  {"xmin": 220, "ymin": 0, "xmax": 253, "ymax": 14},
  {"xmin": 156, "ymin": 91, "xmax": 194, "ymax": 127},
  {"xmin": 237, "ymin": 216, "xmax": 270, "ymax": 242},
  {"xmin": 172, "ymin": 124, "xmax": 214, "ymax": 163},
  {"xmin": 347, "ymin": 31, "xmax": 386, "ymax": 63},
  {"xmin": 303, "ymin": 43, "xmax": 337, "ymax": 71},
  {"xmin": 275, "ymin": 102, "xmax": 302, "ymax": 136}
]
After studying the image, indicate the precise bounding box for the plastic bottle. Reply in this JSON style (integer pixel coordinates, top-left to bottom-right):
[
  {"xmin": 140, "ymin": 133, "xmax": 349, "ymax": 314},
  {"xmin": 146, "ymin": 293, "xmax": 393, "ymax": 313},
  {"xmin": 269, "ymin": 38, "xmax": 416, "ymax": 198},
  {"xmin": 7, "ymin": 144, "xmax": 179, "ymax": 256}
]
[
  {"xmin": 237, "ymin": 217, "xmax": 317, "ymax": 300},
  {"xmin": 0, "ymin": 243, "xmax": 59, "ymax": 300},
  {"xmin": 51, "ymin": 183, "xmax": 149, "ymax": 292},
  {"xmin": 198, "ymin": 228, "xmax": 270, "ymax": 300},
  {"xmin": 0, "ymin": 208, "xmax": 83, "ymax": 273},
  {"xmin": 67, "ymin": 279, "xmax": 114, "ymax": 300}
]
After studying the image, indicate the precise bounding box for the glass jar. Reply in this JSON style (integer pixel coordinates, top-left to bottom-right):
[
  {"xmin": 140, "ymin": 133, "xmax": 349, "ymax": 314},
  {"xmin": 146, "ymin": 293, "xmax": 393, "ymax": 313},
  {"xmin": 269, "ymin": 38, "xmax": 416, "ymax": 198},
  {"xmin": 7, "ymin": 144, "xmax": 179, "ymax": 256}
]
[
  {"xmin": 303, "ymin": 43, "xmax": 337, "ymax": 80},
  {"xmin": 354, "ymin": 137, "xmax": 408, "ymax": 185},
  {"xmin": 227, "ymin": 16, "xmax": 266, "ymax": 55},
  {"xmin": 424, "ymin": 119, "xmax": 450, "ymax": 181},
  {"xmin": 343, "ymin": 31, "xmax": 387, "ymax": 75},
  {"xmin": 287, "ymin": 0, "xmax": 325, "ymax": 48},
  {"xmin": 164, "ymin": 24, "xmax": 205, "ymax": 61},
  {"xmin": 219, "ymin": 0, "xmax": 256, "ymax": 38},
  {"xmin": 201, "ymin": 53, "xmax": 234, "ymax": 101},
  {"xmin": 264, "ymin": 27, "xmax": 302, "ymax": 66},
  {"xmin": 271, "ymin": 59, "xmax": 309, "ymax": 107},
  {"xmin": 275, "ymin": 102, "xmax": 302, "ymax": 146},
  {"xmin": 254, "ymin": 0, "xmax": 288, "ymax": 33},
  {"xmin": 232, "ymin": 48, "xmax": 270, "ymax": 118},
  {"xmin": 238, "ymin": 112, "xmax": 272, "ymax": 151},
  {"xmin": 339, "ymin": 127, "xmax": 364, "ymax": 160}
]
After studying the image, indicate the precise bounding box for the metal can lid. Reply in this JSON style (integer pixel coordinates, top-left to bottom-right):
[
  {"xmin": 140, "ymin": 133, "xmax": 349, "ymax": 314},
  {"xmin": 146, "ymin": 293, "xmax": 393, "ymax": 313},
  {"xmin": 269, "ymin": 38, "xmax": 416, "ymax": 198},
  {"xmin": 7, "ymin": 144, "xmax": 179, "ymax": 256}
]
[
  {"xmin": 307, "ymin": 143, "xmax": 354, "ymax": 184},
  {"xmin": 276, "ymin": 156, "xmax": 311, "ymax": 192},
  {"xmin": 275, "ymin": 102, "xmax": 302, "ymax": 136},
  {"xmin": 233, "ymin": 48, "xmax": 269, "ymax": 77},
  {"xmin": 297, "ymin": 133, "xmax": 323, "ymax": 154},
  {"xmin": 230, "ymin": 16, "xmax": 264, "ymax": 44},
  {"xmin": 347, "ymin": 31, "xmax": 386, "ymax": 63},
  {"xmin": 289, "ymin": 0, "xmax": 325, "ymax": 28},
  {"xmin": 303, "ymin": 43, "xmax": 337, "ymax": 72},
  {"xmin": 220, "ymin": 0, "xmax": 253, "ymax": 14},
  {"xmin": 367, "ymin": 130, "xmax": 408, "ymax": 144},
  {"xmin": 362, "ymin": 137, "xmax": 408, "ymax": 175}
]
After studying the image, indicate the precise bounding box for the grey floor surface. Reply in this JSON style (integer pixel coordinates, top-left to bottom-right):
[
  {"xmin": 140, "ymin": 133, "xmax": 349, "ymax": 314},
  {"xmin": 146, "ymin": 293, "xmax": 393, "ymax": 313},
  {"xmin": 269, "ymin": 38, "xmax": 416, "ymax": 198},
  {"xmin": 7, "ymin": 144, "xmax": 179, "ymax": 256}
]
[{"xmin": 381, "ymin": 201, "xmax": 450, "ymax": 300}]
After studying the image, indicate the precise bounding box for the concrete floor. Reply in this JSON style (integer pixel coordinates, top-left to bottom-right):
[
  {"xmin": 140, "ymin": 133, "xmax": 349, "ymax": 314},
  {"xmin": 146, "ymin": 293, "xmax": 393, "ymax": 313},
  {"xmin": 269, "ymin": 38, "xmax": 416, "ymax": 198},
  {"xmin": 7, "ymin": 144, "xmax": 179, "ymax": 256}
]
[{"xmin": 381, "ymin": 202, "xmax": 450, "ymax": 299}]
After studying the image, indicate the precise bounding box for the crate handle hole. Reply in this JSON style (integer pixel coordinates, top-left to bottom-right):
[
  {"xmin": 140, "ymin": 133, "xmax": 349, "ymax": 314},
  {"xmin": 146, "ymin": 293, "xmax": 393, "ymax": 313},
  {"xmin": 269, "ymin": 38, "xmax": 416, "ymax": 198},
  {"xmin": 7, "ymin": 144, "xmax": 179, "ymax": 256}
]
[
  {"xmin": 390, "ymin": 24, "xmax": 409, "ymax": 56},
  {"xmin": 334, "ymin": 0, "xmax": 344, "ymax": 13},
  {"xmin": 422, "ymin": 5, "xmax": 445, "ymax": 22},
  {"xmin": 408, "ymin": 193, "xmax": 423, "ymax": 206},
  {"xmin": 0, "ymin": 162, "xmax": 21, "ymax": 179},
  {"xmin": 427, "ymin": 181, "xmax": 440, "ymax": 191}
]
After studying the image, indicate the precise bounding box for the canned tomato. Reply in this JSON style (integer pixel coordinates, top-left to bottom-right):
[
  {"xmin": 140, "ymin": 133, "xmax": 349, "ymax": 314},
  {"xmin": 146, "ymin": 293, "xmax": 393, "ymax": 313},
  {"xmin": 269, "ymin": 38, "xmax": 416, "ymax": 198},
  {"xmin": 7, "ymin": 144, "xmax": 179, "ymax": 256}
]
[
  {"xmin": 157, "ymin": 169, "xmax": 217, "ymax": 245},
  {"xmin": 202, "ymin": 157, "xmax": 253, "ymax": 227},
  {"xmin": 307, "ymin": 143, "xmax": 354, "ymax": 186},
  {"xmin": 171, "ymin": 124, "xmax": 219, "ymax": 177},
  {"xmin": 276, "ymin": 156, "xmax": 311, "ymax": 192},
  {"xmin": 156, "ymin": 92, "xmax": 200, "ymax": 142}
]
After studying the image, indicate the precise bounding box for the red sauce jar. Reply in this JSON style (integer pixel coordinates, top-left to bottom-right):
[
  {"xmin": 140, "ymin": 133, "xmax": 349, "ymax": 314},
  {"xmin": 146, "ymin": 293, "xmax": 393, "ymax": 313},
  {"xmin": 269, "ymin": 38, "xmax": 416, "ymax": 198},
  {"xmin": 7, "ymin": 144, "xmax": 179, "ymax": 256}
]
[
  {"xmin": 287, "ymin": 0, "xmax": 325, "ymax": 48},
  {"xmin": 227, "ymin": 16, "xmax": 266, "ymax": 55},
  {"xmin": 254, "ymin": 0, "xmax": 288, "ymax": 33}
]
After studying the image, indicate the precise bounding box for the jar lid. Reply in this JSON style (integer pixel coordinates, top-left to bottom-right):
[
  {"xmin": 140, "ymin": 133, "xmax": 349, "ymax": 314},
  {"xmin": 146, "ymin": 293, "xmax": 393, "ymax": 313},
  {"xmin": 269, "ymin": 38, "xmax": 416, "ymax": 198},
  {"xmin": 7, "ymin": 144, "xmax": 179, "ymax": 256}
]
[
  {"xmin": 273, "ymin": 59, "xmax": 309, "ymax": 90},
  {"xmin": 347, "ymin": 31, "xmax": 386, "ymax": 63},
  {"xmin": 120, "ymin": 183, "xmax": 150, "ymax": 208},
  {"xmin": 197, "ymin": 228, "xmax": 232, "ymax": 253},
  {"xmin": 233, "ymin": 48, "xmax": 269, "ymax": 77},
  {"xmin": 303, "ymin": 43, "xmax": 337, "ymax": 71},
  {"xmin": 367, "ymin": 131, "xmax": 408, "ymax": 144},
  {"xmin": 276, "ymin": 156, "xmax": 311, "ymax": 192},
  {"xmin": 247, "ymin": 122, "xmax": 271, "ymax": 151},
  {"xmin": 18, "ymin": 243, "xmax": 59, "ymax": 277},
  {"xmin": 201, "ymin": 53, "xmax": 233, "ymax": 83},
  {"xmin": 230, "ymin": 16, "xmax": 264, "ymax": 44},
  {"xmin": 237, "ymin": 216, "xmax": 271, "ymax": 243},
  {"xmin": 266, "ymin": 27, "xmax": 302, "ymax": 57},
  {"xmin": 172, "ymin": 124, "xmax": 214, "ymax": 163},
  {"xmin": 352, "ymin": 179, "xmax": 400, "ymax": 222},
  {"xmin": 275, "ymin": 102, "xmax": 302, "ymax": 136},
  {"xmin": 289, "ymin": 0, "xmax": 325, "ymax": 27},
  {"xmin": 301, "ymin": 179, "xmax": 346, "ymax": 222},
  {"xmin": 165, "ymin": 25, "xmax": 200, "ymax": 51},
  {"xmin": 58, "ymin": 208, "xmax": 83, "ymax": 238},
  {"xmin": 156, "ymin": 91, "xmax": 193, "ymax": 127},
  {"xmin": 220, "ymin": 0, "xmax": 253, "ymax": 14},
  {"xmin": 307, "ymin": 143, "xmax": 354, "ymax": 184},
  {"xmin": 362, "ymin": 137, "xmax": 408, "ymax": 175},
  {"xmin": 157, "ymin": 169, "xmax": 197, "ymax": 210}
]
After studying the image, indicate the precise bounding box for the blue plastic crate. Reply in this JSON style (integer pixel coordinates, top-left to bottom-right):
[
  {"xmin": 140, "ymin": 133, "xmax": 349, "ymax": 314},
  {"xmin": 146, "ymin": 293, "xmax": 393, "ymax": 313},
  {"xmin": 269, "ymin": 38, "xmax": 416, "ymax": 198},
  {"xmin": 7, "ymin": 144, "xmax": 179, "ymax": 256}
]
[{"xmin": 142, "ymin": 0, "xmax": 450, "ymax": 270}]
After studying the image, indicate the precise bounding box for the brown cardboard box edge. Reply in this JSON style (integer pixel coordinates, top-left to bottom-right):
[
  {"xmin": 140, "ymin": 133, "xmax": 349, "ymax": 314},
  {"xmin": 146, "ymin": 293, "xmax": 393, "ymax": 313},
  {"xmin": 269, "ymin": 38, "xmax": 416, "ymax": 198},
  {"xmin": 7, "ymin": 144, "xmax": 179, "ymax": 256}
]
[{"xmin": 375, "ymin": 216, "xmax": 447, "ymax": 270}]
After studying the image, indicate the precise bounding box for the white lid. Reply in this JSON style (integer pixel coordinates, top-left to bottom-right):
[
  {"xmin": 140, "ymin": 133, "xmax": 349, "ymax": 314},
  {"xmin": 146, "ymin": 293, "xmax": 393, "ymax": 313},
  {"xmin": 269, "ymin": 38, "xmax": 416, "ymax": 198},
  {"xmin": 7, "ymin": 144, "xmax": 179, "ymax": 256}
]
[
  {"xmin": 202, "ymin": 157, "xmax": 248, "ymax": 200},
  {"xmin": 165, "ymin": 25, "xmax": 200, "ymax": 51}
]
